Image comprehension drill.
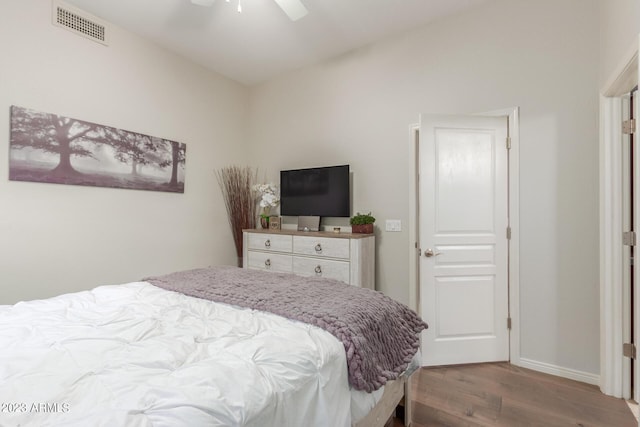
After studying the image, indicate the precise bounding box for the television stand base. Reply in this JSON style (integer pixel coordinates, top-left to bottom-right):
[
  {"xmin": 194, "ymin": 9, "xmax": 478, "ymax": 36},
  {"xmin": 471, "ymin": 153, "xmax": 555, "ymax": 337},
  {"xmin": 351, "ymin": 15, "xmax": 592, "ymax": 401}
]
[{"xmin": 297, "ymin": 216, "xmax": 320, "ymax": 232}]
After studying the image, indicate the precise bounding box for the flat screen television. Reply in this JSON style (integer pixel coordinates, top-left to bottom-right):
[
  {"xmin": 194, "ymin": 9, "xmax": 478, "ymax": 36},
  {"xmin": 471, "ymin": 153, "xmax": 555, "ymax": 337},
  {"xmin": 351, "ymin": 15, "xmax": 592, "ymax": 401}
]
[{"xmin": 280, "ymin": 165, "xmax": 350, "ymax": 217}]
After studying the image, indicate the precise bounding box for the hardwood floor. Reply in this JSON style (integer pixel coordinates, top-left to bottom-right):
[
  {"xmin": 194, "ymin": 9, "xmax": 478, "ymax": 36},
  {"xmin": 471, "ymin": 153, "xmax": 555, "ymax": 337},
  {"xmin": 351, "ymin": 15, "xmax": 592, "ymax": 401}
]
[{"xmin": 393, "ymin": 363, "xmax": 636, "ymax": 427}]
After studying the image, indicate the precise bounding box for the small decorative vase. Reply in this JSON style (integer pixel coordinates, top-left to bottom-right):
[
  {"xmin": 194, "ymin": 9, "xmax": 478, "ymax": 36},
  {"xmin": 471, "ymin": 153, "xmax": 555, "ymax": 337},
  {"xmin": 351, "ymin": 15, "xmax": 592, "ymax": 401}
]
[{"xmin": 260, "ymin": 216, "xmax": 269, "ymax": 229}]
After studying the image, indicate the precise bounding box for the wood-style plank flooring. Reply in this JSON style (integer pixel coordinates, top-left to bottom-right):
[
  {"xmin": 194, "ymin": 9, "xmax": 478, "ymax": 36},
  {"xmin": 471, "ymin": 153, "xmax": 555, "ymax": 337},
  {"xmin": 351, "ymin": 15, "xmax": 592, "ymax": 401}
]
[{"xmin": 393, "ymin": 363, "xmax": 636, "ymax": 427}]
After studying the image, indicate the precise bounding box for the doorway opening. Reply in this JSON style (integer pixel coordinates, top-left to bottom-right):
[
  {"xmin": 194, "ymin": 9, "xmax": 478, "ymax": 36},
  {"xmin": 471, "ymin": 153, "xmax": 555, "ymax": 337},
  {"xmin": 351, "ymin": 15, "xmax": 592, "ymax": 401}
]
[
  {"xmin": 599, "ymin": 39, "xmax": 639, "ymax": 399},
  {"xmin": 624, "ymin": 86, "xmax": 638, "ymax": 399}
]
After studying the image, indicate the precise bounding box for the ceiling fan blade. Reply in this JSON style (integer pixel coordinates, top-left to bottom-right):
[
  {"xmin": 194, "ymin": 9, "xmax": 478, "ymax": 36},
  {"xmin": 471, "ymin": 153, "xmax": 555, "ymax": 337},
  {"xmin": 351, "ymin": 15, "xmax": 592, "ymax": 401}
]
[
  {"xmin": 273, "ymin": 0, "xmax": 308, "ymax": 21},
  {"xmin": 191, "ymin": 0, "xmax": 216, "ymax": 6}
]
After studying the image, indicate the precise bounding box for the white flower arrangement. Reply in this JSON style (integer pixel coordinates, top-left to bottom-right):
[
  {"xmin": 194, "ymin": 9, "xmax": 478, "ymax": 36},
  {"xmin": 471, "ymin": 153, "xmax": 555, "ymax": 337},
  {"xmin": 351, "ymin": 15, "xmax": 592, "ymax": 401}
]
[{"xmin": 253, "ymin": 183, "xmax": 280, "ymax": 216}]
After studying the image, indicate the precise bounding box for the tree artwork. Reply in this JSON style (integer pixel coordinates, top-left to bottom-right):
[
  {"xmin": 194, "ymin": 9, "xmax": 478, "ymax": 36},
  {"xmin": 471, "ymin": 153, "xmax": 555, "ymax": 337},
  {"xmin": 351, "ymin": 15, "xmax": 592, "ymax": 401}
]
[{"xmin": 9, "ymin": 106, "xmax": 186, "ymax": 193}]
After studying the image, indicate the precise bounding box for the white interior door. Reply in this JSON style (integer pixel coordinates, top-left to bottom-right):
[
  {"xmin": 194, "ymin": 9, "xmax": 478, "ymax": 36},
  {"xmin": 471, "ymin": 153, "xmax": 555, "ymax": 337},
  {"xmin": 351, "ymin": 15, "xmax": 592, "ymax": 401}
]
[{"xmin": 419, "ymin": 114, "xmax": 509, "ymax": 366}]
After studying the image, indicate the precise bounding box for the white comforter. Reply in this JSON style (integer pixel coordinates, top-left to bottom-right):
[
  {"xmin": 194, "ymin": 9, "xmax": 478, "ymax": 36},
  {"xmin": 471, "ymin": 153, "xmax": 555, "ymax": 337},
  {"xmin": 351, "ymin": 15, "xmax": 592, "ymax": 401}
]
[{"xmin": 0, "ymin": 282, "xmax": 354, "ymax": 427}]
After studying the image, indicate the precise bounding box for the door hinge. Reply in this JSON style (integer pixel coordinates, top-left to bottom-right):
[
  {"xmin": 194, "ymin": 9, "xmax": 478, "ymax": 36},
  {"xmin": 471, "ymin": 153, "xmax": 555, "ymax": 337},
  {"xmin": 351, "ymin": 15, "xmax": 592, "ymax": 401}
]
[
  {"xmin": 623, "ymin": 119, "xmax": 636, "ymax": 135},
  {"xmin": 506, "ymin": 226, "xmax": 512, "ymax": 240},
  {"xmin": 623, "ymin": 343, "xmax": 636, "ymax": 359},
  {"xmin": 506, "ymin": 137, "xmax": 512, "ymax": 150},
  {"xmin": 507, "ymin": 317, "xmax": 512, "ymax": 330},
  {"xmin": 623, "ymin": 231, "xmax": 636, "ymax": 246}
]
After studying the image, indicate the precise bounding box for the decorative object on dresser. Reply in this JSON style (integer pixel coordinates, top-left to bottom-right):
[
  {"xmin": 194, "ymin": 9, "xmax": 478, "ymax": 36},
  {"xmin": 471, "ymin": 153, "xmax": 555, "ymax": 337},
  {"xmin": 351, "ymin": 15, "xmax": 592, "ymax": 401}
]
[
  {"xmin": 297, "ymin": 215, "xmax": 320, "ymax": 232},
  {"xmin": 269, "ymin": 216, "xmax": 281, "ymax": 230},
  {"xmin": 253, "ymin": 182, "xmax": 279, "ymax": 228},
  {"xmin": 215, "ymin": 166, "xmax": 257, "ymax": 266},
  {"xmin": 242, "ymin": 229, "xmax": 375, "ymax": 289},
  {"xmin": 350, "ymin": 212, "xmax": 376, "ymax": 234}
]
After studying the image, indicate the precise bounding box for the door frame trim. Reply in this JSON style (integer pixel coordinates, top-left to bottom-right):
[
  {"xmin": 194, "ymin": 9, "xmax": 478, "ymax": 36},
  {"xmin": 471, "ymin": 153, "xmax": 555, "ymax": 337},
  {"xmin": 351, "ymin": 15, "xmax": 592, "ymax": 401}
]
[
  {"xmin": 408, "ymin": 107, "xmax": 521, "ymax": 364},
  {"xmin": 409, "ymin": 124, "xmax": 420, "ymax": 314},
  {"xmin": 599, "ymin": 35, "xmax": 639, "ymax": 399}
]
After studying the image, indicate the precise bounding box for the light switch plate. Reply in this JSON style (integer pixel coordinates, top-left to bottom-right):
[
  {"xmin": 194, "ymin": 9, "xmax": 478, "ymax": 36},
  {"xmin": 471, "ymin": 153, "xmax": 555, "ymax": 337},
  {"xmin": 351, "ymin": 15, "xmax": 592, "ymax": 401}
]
[{"xmin": 385, "ymin": 219, "xmax": 402, "ymax": 232}]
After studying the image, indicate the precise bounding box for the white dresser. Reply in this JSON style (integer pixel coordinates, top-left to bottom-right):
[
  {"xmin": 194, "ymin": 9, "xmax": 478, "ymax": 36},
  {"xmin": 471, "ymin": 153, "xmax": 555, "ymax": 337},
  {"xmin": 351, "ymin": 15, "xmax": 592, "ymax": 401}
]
[{"xmin": 242, "ymin": 229, "xmax": 375, "ymax": 289}]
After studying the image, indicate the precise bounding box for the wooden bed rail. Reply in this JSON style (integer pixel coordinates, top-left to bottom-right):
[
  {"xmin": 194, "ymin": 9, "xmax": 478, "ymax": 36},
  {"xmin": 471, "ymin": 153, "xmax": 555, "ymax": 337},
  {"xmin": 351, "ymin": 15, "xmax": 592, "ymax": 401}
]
[{"xmin": 352, "ymin": 374, "xmax": 412, "ymax": 427}]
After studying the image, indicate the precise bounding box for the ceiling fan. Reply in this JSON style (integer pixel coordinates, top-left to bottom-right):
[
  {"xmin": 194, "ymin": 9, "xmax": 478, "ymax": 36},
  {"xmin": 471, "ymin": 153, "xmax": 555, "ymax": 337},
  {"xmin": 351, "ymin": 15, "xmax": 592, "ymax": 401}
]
[{"xmin": 190, "ymin": 0, "xmax": 308, "ymax": 21}]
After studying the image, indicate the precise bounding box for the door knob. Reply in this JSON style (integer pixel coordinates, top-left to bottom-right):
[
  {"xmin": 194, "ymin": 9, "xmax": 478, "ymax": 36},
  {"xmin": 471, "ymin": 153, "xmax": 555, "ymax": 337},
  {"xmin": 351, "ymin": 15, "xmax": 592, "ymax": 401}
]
[{"xmin": 424, "ymin": 249, "xmax": 441, "ymax": 258}]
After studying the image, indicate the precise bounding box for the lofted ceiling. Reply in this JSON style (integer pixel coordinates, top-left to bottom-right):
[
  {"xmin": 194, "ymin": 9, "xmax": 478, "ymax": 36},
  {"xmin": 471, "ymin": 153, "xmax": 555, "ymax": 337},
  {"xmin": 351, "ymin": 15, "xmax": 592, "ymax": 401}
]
[{"xmin": 65, "ymin": 0, "xmax": 490, "ymax": 85}]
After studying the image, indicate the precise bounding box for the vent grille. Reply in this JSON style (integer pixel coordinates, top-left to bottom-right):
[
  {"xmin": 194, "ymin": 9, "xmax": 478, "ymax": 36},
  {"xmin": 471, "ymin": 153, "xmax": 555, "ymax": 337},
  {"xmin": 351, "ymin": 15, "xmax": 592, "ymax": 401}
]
[{"xmin": 52, "ymin": 1, "xmax": 108, "ymax": 45}]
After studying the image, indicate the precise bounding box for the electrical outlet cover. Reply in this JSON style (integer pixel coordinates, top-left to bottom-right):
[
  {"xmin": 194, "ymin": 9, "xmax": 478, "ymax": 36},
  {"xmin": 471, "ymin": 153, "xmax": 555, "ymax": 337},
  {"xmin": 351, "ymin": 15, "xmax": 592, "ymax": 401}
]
[{"xmin": 385, "ymin": 219, "xmax": 402, "ymax": 232}]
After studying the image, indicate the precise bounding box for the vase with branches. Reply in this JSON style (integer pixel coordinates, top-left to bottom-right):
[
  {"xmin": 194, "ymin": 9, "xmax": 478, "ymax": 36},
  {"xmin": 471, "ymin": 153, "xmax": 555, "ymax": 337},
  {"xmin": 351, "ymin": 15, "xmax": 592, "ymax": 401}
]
[{"xmin": 215, "ymin": 166, "xmax": 257, "ymax": 267}]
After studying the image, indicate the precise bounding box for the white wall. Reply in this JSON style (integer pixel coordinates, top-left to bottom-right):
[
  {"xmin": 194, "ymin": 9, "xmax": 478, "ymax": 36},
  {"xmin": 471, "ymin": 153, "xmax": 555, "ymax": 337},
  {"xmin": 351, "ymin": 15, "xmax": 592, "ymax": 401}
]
[
  {"xmin": 599, "ymin": 0, "xmax": 640, "ymax": 87},
  {"xmin": 248, "ymin": 0, "xmax": 601, "ymax": 376},
  {"xmin": 0, "ymin": 0, "xmax": 248, "ymax": 304}
]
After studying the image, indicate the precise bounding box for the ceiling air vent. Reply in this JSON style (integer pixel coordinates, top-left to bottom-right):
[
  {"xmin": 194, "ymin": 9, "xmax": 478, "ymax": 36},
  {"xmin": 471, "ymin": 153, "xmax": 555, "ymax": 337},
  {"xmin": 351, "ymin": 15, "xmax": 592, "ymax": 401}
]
[{"xmin": 52, "ymin": 0, "xmax": 109, "ymax": 46}]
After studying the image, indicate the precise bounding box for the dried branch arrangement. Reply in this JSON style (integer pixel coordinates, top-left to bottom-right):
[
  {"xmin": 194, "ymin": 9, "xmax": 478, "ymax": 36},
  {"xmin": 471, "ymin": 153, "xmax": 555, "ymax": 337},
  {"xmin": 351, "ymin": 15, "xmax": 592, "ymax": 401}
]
[{"xmin": 215, "ymin": 166, "xmax": 257, "ymax": 262}]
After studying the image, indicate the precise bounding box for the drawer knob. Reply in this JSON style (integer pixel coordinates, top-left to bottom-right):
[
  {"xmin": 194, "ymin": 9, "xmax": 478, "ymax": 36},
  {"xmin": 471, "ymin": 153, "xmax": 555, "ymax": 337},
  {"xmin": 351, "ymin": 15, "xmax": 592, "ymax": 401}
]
[
  {"xmin": 265, "ymin": 239, "xmax": 271, "ymax": 248},
  {"xmin": 265, "ymin": 259, "xmax": 271, "ymax": 268},
  {"xmin": 314, "ymin": 265, "xmax": 322, "ymax": 274},
  {"xmin": 315, "ymin": 243, "xmax": 322, "ymax": 252}
]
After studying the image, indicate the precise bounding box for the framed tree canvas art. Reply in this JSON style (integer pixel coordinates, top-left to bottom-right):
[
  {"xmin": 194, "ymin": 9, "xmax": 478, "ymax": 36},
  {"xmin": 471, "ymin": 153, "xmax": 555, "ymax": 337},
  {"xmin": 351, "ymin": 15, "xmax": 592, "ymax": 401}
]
[{"xmin": 9, "ymin": 106, "xmax": 186, "ymax": 193}]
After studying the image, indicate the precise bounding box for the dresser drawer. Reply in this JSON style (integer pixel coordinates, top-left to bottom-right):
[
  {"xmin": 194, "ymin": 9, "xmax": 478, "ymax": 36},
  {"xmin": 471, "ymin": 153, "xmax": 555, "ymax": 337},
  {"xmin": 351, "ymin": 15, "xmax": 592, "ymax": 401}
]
[
  {"xmin": 247, "ymin": 251, "xmax": 292, "ymax": 273},
  {"xmin": 247, "ymin": 233, "xmax": 292, "ymax": 253},
  {"xmin": 292, "ymin": 256, "xmax": 350, "ymax": 284},
  {"xmin": 293, "ymin": 236, "xmax": 350, "ymax": 259}
]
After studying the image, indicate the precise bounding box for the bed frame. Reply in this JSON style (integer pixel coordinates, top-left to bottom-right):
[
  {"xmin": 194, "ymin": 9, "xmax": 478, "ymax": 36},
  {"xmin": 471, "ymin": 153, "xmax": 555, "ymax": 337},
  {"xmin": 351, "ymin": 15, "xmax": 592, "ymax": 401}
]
[{"xmin": 352, "ymin": 373, "xmax": 412, "ymax": 427}]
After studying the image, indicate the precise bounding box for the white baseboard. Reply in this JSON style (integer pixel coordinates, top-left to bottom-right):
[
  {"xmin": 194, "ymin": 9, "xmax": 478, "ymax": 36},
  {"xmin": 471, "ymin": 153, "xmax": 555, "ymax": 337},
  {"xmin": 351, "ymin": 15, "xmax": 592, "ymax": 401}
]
[{"xmin": 516, "ymin": 358, "xmax": 599, "ymax": 386}]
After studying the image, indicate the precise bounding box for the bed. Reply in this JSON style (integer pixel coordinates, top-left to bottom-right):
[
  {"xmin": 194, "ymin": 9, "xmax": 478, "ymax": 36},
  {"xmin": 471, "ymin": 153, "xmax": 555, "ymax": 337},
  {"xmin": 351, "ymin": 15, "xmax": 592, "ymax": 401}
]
[{"xmin": 0, "ymin": 266, "xmax": 426, "ymax": 427}]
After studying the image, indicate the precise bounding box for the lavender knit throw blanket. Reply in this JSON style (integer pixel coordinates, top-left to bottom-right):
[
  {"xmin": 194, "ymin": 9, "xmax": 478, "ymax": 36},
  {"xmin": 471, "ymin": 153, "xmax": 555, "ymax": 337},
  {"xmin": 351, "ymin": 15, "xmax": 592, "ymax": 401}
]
[{"xmin": 145, "ymin": 266, "xmax": 427, "ymax": 392}]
